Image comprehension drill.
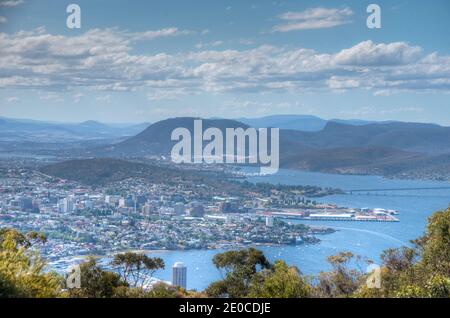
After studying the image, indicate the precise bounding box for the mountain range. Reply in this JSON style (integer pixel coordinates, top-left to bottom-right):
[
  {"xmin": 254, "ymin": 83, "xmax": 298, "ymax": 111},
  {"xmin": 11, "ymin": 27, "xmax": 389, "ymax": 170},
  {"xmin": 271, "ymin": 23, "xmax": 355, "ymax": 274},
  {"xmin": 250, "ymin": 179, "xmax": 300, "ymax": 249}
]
[
  {"xmin": 2, "ymin": 115, "xmax": 450, "ymax": 180},
  {"xmin": 0, "ymin": 117, "xmax": 150, "ymax": 142},
  {"xmin": 237, "ymin": 114, "xmax": 377, "ymax": 132},
  {"xmin": 92, "ymin": 117, "xmax": 450, "ymax": 180}
]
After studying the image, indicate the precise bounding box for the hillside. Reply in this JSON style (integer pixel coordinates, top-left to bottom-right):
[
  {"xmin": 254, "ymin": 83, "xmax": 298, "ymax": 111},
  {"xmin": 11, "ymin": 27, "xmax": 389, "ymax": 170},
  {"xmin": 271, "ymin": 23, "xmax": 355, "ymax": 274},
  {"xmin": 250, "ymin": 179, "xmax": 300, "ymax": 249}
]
[
  {"xmin": 95, "ymin": 117, "xmax": 251, "ymax": 156},
  {"xmin": 86, "ymin": 117, "xmax": 450, "ymax": 179},
  {"xmin": 237, "ymin": 114, "xmax": 375, "ymax": 131},
  {"xmin": 39, "ymin": 158, "xmax": 237, "ymax": 188},
  {"xmin": 40, "ymin": 158, "xmax": 182, "ymax": 186},
  {"xmin": 39, "ymin": 158, "xmax": 337, "ymax": 196},
  {"xmin": 285, "ymin": 121, "xmax": 450, "ymax": 155}
]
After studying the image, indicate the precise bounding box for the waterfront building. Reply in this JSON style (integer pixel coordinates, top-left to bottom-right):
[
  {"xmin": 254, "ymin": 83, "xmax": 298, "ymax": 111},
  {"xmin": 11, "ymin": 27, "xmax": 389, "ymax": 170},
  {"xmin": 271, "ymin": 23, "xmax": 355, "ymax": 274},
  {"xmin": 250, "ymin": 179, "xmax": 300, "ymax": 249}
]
[{"xmin": 172, "ymin": 262, "xmax": 187, "ymax": 289}]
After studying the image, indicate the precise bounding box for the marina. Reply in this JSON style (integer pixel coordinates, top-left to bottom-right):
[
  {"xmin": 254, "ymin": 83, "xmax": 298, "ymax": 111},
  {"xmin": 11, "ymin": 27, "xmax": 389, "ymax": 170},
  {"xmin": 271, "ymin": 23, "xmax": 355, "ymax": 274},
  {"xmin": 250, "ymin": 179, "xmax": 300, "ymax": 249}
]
[{"xmin": 257, "ymin": 207, "xmax": 400, "ymax": 222}]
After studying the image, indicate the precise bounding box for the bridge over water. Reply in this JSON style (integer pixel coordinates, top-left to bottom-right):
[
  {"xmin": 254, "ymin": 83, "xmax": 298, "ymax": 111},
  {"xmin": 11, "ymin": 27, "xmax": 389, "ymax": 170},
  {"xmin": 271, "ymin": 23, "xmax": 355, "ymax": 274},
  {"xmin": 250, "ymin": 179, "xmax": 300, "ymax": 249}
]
[{"xmin": 346, "ymin": 186, "xmax": 450, "ymax": 195}]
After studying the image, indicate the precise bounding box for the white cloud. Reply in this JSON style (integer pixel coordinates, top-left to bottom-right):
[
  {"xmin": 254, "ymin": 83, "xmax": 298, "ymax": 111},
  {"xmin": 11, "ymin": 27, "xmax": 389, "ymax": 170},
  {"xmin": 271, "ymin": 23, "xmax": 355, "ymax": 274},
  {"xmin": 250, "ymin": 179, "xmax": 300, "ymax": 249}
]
[
  {"xmin": 340, "ymin": 106, "xmax": 424, "ymax": 116},
  {"xmin": 0, "ymin": 28, "xmax": 449, "ymax": 96},
  {"xmin": 0, "ymin": 0, "xmax": 24, "ymax": 7},
  {"xmin": 130, "ymin": 27, "xmax": 191, "ymax": 41},
  {"xmin": 273, "ymin": 7, "xmax": 353, "ymax": 32},
  {"xmin": 195, "ymin": 41, "xmax": 224, "ymax": 49},
  {"xmin": 0, "ymin": 16, "xmax": 7, "ymax": 24},
  {"xmin": 335, "ymin": 40, "xmax": 422, "ymax": 66}
]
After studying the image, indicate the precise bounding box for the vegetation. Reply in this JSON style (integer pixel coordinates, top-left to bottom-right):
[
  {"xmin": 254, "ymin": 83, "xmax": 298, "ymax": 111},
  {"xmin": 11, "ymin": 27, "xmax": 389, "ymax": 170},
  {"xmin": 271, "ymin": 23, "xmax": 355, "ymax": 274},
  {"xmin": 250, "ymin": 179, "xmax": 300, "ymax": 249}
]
[
  {"xmin": 1, "ymin": 206, "xmax": 450, "ymax": 298},
  {"xmin": 0, "ymin": 229, "xmax": 61, "ymax": 298},
  {"xmin": 40, "ymin": 158, "xmax": 340, "ymax": 196},
  {"xmin": 111, "ymin": 252, "xmax": 164, "ymax": 288}
]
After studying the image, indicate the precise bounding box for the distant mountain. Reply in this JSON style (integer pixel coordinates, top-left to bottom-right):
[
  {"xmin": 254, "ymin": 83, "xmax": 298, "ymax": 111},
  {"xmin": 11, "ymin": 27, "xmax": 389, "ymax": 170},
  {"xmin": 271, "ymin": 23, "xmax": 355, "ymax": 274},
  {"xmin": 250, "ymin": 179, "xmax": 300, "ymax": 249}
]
[
  {"xmin": 0, "ymin": 117, "xmax": 149, "ymax": 142},
  {"xmin": 237, "ymin": 114, "xmax": 375, "ymax": 131},
  {"xmin": 282, "ymin": 121, "xmax": 450, "ymax": 155},
  {"xmin": 237, "ymin": 115, "xmax": 327, "ymax": 131},
  {"xmin": 281, "ymin": 146, "xmax": 425, "ymax": 174},
  {"xmin": 6, "ymin": 115, "xmax": 450, "ymax": 180},
  {"xmin": 94, "ymin": 117, "xmax": 450, "ymax": 179},
  {"xmin": 95, "ymin": 117, "xmax": 250, "ymax": 156}
]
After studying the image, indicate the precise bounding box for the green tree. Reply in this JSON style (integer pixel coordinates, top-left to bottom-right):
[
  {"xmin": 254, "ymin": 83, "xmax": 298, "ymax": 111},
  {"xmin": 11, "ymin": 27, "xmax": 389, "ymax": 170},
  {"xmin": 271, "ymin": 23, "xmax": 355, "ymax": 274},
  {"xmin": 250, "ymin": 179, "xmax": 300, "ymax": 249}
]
[
  {"xmin": 249, "ymin": 260, "xmax": 311, "ymax": 298},
  {"xmin": 111, "ymin": 252, "xmax": 165, "ymax": 288},
  {"xmin": 314, "ymin": 252, "xmax": 364, "ymax": 298},
  {"xmin": 206, "ymin": 248, "xmax": 271, "ymax": 297},
  {"xmin": 67, "ymin": 257, "xmax": 127, "ymax": 298},
  {"xmin": 355, "ymin": 207, "xmax": 450, "ymax": 298},
  {"xmin": 0, "ymin": 228, "xmax": 61, "ymax": 298}
]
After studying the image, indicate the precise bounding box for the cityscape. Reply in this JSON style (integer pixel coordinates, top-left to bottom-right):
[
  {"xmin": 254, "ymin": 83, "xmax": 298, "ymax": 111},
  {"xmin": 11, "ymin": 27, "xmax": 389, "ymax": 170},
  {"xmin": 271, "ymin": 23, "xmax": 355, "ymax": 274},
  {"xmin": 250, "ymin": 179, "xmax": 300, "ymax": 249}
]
[{"xmin": 0, "ymin": 0, "xmax": 450, "ymax": 303}]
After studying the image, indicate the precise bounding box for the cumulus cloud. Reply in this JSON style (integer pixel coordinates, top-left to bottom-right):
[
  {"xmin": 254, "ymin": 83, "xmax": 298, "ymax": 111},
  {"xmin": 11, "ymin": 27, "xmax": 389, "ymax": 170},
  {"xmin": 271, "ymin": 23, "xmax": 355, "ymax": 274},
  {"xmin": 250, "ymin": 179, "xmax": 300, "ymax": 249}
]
[
  {"xmin": 0, "ymin": 27, "xmax": 449, "ymax": 96},
  {"xmin": 273, "ymin": 7, "xmax": 353, "ymax": 32},
  {"xmin": 335, "ymin": 40, "xmax": 422, "ymax": 66},
  {"xmin": 0, "ymin": 16, "xmax": 7, "ymax": 23}
]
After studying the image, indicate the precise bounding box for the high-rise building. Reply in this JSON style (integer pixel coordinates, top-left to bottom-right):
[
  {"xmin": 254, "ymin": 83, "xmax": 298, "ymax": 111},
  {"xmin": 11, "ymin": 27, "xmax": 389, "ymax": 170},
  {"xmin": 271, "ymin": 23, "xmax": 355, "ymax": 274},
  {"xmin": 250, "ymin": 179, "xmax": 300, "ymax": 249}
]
[
  {"xmin": 172, "ymin": 262, "xmax": 187, "ymax": 290},
  {"xmin": 59, "ymin": 197, "xmax": 74, "ymax": 213},
  {"xmin": 64, "ymin": 197, "xmax": 74, "ymax": 213},
  {"xmin": 265, "ymin": 216, "xmax": 274, "ymax": 227}
]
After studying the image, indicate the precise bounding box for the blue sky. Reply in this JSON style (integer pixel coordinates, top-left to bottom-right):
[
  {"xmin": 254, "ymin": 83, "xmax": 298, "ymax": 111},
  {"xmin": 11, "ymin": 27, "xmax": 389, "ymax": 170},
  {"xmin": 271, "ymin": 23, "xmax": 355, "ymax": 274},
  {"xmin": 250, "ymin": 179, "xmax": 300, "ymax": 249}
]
[{"xmin": 0, "ymin": 0, "xmax": 449, "ymax": 124}]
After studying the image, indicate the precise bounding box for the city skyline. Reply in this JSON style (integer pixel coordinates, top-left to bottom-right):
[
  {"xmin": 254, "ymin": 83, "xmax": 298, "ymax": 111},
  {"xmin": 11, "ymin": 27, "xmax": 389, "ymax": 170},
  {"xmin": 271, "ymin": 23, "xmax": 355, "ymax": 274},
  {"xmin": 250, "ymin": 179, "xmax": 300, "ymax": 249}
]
[{"xmin": 0, "ymin": 0, "xmax": 450, "ymax": 125}]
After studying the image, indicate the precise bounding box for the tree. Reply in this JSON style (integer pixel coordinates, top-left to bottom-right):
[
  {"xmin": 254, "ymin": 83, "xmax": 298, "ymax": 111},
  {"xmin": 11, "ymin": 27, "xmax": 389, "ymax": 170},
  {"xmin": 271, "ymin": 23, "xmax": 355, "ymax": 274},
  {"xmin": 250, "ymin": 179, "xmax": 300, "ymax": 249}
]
[
  {"xmin": 67, "ymin": 257, "xmax": 127, "ymax": 298},
  {"xmin": 356, "ymin": 206, "xmax": 450, "ymax": 298},
  {"xmin": 206, "ymin": 248, "xmax": 271, "ymax": 297},
  {"xmin": 314, "ymin": 252, "xmax": 364, "ymax": 298},
  {"xmin": 249, "ymin": 260, "xmax": 311, "ymax": 298},
  {"xmin": 418, "ymin": 207, "xmax": 450, "ymax": 275},
  {"xmin": 0, "ymin": 228, "xmax": 61, "ymax": 298},
  {"xmin": 111, "ymin": 252, "xmax": 165, "ymax": 288}
]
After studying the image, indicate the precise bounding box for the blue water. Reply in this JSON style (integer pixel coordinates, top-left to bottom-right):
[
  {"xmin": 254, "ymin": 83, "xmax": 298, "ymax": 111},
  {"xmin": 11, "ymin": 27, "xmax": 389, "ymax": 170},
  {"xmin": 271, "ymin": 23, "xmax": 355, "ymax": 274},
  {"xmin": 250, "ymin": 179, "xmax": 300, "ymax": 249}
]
[{"xmin": 111, "ymin": 169, "xmax": 450, "ymax": 291}]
